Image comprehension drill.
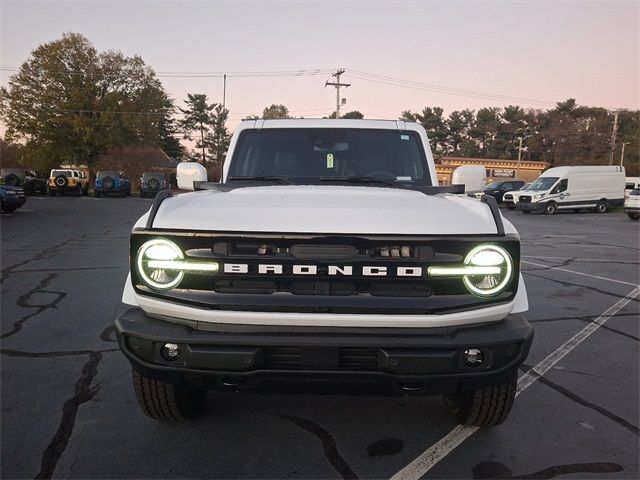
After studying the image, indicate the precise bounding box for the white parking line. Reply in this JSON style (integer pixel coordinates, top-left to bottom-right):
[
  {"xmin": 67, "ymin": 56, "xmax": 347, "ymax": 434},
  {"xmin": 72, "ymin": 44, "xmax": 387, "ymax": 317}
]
[
  {"xmin": 522, "ymin": 260, "xmax": 638, "ymax": 287},
  {"xmin": 390, "ymin": 286, "xmax": 640, "ymax": 480},
  {"xmin": 523, "ymin": 255, "xmax": 637, "ymax": 263}
]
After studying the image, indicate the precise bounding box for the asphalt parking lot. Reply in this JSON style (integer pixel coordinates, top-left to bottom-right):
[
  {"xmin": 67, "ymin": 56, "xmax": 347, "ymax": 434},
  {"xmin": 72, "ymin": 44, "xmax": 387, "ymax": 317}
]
[{"xmin": 1, "ymin": 196, "xmax": 638, "ymax": 479}]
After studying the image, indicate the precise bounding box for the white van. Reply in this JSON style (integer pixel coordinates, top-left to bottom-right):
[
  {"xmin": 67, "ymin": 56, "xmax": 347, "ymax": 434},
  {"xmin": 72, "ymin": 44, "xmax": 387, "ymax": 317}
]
[{"xmin": 516, "ymin": 166, "xmax": 625, "ymax": 215}]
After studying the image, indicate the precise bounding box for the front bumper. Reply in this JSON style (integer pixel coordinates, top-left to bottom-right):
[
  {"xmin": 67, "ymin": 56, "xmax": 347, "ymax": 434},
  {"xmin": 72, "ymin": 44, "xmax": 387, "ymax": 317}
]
[
  {"xmin": 2, "ymin": 196, "xmax": 26, "ymax": 208},
  {"xmin": 624, "ymin": 207, "xmax": 640, "ymax": 213},
  {"xmin": 115, "ymin": 308, "xmax": 533, "ymax": 395},
  {"xmin": 516, "ymin": 202, "xmax": 545, "ymax": 212}
]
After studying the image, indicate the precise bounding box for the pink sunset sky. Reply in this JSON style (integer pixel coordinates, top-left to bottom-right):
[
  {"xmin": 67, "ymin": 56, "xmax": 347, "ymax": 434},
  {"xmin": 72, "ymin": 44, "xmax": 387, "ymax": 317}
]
[{"xmin": 1, "ymin": 0, "xmax": 638, "ymax": 132}]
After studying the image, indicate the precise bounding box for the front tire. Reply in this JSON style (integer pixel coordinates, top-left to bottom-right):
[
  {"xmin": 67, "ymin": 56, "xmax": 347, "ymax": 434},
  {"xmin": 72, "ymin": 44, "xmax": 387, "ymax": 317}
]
[
  {"xmin": 595, "ymin": 200, "xmax": 607, "ymax": 213},
  {"xmin": 132, "ymin": 370, "xmax": 206, "ymax": 422},
  {"xmin": 628, "ymin": 213, "xmax": 640, "ymax": 220},
  {"xmin": 543, "ymin": 201, "xmax": 557, "ymax": 215},
  {"xmin": 444, "ymin": 375, "xmax": 517, "ymax": 427}
]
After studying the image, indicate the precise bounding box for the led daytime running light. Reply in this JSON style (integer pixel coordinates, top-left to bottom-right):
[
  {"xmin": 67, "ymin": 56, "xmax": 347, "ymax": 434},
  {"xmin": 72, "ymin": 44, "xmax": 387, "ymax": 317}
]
[{"xmin": 146, "ymin": 260, "xmax": 219, "ymax": 272}]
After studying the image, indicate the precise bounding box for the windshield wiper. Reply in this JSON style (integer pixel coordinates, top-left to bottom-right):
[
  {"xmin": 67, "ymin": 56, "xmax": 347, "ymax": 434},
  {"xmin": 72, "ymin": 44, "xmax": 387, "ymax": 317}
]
[
  {"xmin": 227, "ymin": 175, "xmax": 292, "ymax": 185},
  {"xmin": 319, "ymin": 176, "xmax": 396, "ymax": 187}
]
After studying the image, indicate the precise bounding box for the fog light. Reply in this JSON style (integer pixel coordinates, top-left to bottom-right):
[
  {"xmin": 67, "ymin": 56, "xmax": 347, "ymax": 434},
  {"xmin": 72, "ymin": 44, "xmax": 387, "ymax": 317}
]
[
  {"xmin": 463, "ymin": 348, "xmax": 484, "ymax": 366},
  {"xmin": 161, "ymin": 343, "xmax": 181, "ymax": 361}
]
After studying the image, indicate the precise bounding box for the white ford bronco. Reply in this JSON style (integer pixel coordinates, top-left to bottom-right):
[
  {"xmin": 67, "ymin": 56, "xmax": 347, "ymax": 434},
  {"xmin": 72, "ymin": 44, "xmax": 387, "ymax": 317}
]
[{"xmin": 115, "ymin": 119, "xmax": 532, "ymax": 426}]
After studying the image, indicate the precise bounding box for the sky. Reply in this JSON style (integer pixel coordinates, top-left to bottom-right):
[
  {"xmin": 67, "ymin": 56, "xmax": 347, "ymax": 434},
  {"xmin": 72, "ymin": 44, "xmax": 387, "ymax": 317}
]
[{"xmin": 1, "ymin": 0, "xmax": 638, "ymax": 132}]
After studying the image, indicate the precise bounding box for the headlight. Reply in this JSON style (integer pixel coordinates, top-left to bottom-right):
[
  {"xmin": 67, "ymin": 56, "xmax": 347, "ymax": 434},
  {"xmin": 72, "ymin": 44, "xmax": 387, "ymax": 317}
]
[
  {"xmin": 428, "ymin": 244, "xmax": 514, "ymax": 297},
  {"xmin": 135, "ymin": 238, "xmax": 219, "ymax": 291},
  {"xmin": 5, "ymin": 190, "xmax": 17, "ymax": 196},
  {"xmin": 136, "ymin": 239, "xmax": 185, "ymax": 290},
  {"xmin": 534, "ymin": 193, "xmax": 544, "ymax": 199},
  {"xmin": 462, "ymin": 245, "xmax": 513, "ymax": 296}
]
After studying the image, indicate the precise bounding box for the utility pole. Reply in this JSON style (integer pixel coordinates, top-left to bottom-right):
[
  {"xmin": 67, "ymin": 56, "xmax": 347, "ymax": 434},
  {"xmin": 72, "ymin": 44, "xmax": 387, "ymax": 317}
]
[
  {"xmin": 620, "ymin": 142, "xmax": 628, "ymax": 166},
  {"xmin": 325, "ymin": 69, "xmax": 350, "ymax": 119},
  {"xmin": 516, "ymin": 137, "xmax": 523, "ymax": 178},
  {"xmin": 609, "ymin": 110, "xmax": 619, "ymax": 165},
  {"xmin": 222, "ymin": 74, "xmax": 227, "ymax": 110}
]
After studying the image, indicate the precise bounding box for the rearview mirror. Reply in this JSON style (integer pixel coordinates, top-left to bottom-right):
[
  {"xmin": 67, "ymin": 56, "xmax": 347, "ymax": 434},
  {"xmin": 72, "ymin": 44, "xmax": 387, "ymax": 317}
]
[
  {"xmin": 177, "ymin": 162, "xmax": 208, "ymax": 190},
  {"xmin": 451, "ymin": 165, "xmax": 486, "ymax": 193}
]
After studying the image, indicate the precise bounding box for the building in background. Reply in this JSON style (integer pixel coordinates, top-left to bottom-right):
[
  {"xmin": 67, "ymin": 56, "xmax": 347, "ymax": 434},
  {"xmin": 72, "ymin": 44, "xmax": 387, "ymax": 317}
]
[{"xmin": 435, "ymin": 157, "xmax": 549, "ymax": 185}]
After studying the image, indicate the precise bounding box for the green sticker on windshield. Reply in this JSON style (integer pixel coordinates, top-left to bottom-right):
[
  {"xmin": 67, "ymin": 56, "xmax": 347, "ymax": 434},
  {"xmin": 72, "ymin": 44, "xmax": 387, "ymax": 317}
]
[{"xmin": 326, "ymin": 153, "xmax": 334, "ymax": 169}]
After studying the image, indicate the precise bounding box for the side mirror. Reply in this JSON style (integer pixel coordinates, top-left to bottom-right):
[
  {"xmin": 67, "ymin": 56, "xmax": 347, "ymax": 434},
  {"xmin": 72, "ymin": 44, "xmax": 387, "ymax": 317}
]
[
  {"xmin": 177, "ymin": 162, "xmax": 208, "ymax": 190},
  {"xmin": 451, "ymin": 165, "xmax": 486, "ymax": 193}
]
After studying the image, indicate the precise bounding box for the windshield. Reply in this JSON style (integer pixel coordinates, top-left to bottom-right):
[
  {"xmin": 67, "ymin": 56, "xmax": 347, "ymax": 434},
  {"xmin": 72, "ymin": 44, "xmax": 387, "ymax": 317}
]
[
  {"xmin": 227, "ymin": 128, "xmax": 431, "ymax": 185},
  {"xmin": 51, "ymin": 170, "xmax": 72, "ymax": 177},
  {"xmin": 528, "ymin": 177, "xmax": 559, "ymax": 191},
  {"xmin": 630, "ymin": 189, "xmax": 640, "ymax": 196},
  {"xmin": 483, "ymin": 181, "xmax": 504, "ymax": 190},
  {"xmin": 520, "ymin": 183, "xmax": 531, "ymax": 190}
]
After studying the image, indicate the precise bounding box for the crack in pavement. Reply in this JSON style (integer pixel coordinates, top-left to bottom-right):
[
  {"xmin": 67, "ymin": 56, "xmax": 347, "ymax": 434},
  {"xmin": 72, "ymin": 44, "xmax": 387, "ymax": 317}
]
[
  {"xmin": 1, "ymin": 274, "xmax": 67, "ymax": 339},
  {"xmin": 0, "ymin": 348, "xmax": 118, "ymax": 358},
  {"xmin": 279, "ymin": 414, "xmax": 359, "ymax": 479},
  {"xmin": 472, "ymin": 460, "xmax": 623, "ymax": 479},
  {"xmin": 523, "ymin": 270, "xmax": 640, "ymax": 304},
  {"xmin": 35, "ymin": 351, "xmax": 103, "ymax": 480},
  {"xmin": 527, "ymin": 312, "xmax": 639, "ymax": 342},
  {"xmin": 519, "ymin": 364, "xmax": 639, "ymax": 436},
  {"xmin": 8, "ymin": 266, "xmax": 127, "ymax": 274},
  {"xmin": 1, "ymin": 234, "xmax": 87, "ymax": 283}
]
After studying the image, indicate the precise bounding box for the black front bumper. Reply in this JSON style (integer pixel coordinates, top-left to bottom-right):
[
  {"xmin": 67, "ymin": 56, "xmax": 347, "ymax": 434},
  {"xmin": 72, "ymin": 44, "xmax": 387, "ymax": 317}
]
[{"xmin": 115, "ymin": 308, "xmax": 533, "ymax": 395}]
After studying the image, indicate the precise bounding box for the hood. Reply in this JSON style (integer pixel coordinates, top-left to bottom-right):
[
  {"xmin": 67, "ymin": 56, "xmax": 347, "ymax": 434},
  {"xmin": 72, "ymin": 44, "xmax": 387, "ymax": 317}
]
[{"xmin": 149, "ymin": 185, "xmax": 500, "ymax": 235}]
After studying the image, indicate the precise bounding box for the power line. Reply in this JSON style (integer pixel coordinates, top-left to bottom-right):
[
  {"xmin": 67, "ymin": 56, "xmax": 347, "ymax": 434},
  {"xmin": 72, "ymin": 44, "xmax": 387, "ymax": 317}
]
[
  {"xmin": 345, "ymin": 70, "xmax": 557, "ymax": 106},
  {"xmin": 0, "ymin": 66, "xmax": 334, "ymax": 79}
]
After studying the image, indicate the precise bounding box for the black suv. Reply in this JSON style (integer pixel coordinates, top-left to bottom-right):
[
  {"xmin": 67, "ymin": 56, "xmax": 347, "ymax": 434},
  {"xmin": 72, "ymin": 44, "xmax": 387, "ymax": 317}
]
[
  {"xmin": 94, "ymin": 171, "xmax": 132, "ymax": 198},
  {"xmin": 139, "ymin": 172, "xmax": 169, "ymax": 198},
  {"xmin": 0, "ymin": 168, "xmax": 48, "ymax": 195},
  {"xmin": 481, "ymin": 180, "xmax": 525, "ymax": 203}
]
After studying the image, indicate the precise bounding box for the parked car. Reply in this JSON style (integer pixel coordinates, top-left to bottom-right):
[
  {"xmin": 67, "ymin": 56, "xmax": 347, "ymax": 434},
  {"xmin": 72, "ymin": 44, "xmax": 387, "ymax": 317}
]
[
  {"xmin": 624, "ymin": 188, "xmax": 640, "ymax": 220},
  {"xmin": 48, "ymin": 169, "xmax": 90, "ymax": 196},
  {"xmin": 94, "ymin": 171, "xmax": 131, "ymax": 198},
  {"xmin": 517, "ymin": 166, "xmax": 625, "ymax": 215},
  {"xmin": 502, "ymin": 183, "xmax": 531, "ymax": 209},
  {"xmin": 139, "ymin": 172, "xmax": 169, "ymax": 198},
  {"xmin": 480, "ymin": 180, "xmax": 525, "ymax": 204},
  {"xmin": 115, "ymin": 119, "xmax": 532, "ymax": 427},
  {"xmin": 0, "ymin": 168, "xmax": 48, "ymax": 195},
  {"xmin": 625, "ymin": 177, "xmax": 640, "ymax": 199},
  {"xmin": 0, "ymin": 185, "xmax": 27, "ymax": 212}
]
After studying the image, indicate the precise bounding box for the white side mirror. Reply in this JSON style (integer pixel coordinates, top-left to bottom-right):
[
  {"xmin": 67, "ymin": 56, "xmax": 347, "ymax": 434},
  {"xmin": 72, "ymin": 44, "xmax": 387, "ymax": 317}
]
[
  {"xmin": 177, "ymin": 162, "xmax": 208, "ymax": 190},
  {"xmin": 452, "ymin": 165, "xmax": 486, "ymax": 193}
]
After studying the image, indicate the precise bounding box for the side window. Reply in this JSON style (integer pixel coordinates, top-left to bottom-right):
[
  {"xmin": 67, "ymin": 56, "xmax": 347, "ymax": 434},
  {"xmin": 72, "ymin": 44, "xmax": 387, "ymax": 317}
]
[{"xmin": 555, "ymin": 179, "xmax": 568, "ymax": 193}]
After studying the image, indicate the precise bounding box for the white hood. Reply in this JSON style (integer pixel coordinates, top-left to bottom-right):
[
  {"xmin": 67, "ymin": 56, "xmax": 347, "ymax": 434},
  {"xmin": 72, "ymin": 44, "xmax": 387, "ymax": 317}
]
[{"xmin": 149, "ymin": 185, "xmax": 500, "ymax": 235}]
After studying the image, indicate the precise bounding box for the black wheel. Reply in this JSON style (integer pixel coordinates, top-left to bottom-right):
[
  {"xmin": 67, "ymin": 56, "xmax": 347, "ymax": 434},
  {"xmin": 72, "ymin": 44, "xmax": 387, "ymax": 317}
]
[
  {"xmin": 48, "ymin": 188, "xmax": 55, "ymax": 197},
  {"xmin": 573, "ymin": 208, "xmax": 581, "ymax": 213},
  {"xmin": 40, "ymin": 184, "xmax": 47, "ymax": 195},
  {"xmin": 94, "ymin": 191, "xmax": 101, "ymax": 198},
  {"xmin": 506, "ymin": 204, "xmax": 516, "ymax": 210},
  {"xmin": 595, "ymin": 200, "xmax": 607, "ymax": 213},
  {"xmin": 522, "ymin": 210, "xmax": 531, "ymax": 214},
  {"xmin": 628, "ymin": 213, "xmax": 639, "ymax": 220},
  {"xmin": 132, "ymin": 370, "xmax": 206, "ymax": 422},
  {"xmin": 75, "ymin": 185, "xmax": 82, "ymax": 197},
  {"xmin": 543, "ymin": 202, "xmax": 557, "ymax": 215},
  {"xmin": 4, "ymin": 174, "xmax": 20, "ymax": 186},
  {"xmin": 444, "ymin": 375, "xmax": 517, "ymax": 427},
  {"xmin": 1, "ymin": 204, "xmax": 17, "ymax": 213}
]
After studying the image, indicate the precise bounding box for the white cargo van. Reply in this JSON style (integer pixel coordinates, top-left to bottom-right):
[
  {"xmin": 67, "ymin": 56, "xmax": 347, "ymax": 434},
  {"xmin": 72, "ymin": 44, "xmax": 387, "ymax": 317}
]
[{"xmin": 516, "ymin": 166, "xmax": 625, "ymax": 215}]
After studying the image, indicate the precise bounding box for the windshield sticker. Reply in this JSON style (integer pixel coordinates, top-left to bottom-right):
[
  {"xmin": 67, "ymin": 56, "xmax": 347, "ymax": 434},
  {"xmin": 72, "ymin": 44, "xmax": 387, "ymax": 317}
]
[
  {"xmin": 400, "ymin": 134, "xmax": 410, "ymax": 140},
  {"xmin": 396, "ymin": 176, "xmax": 412, "ymax": 181},
  {"xmin": 326, "ymin": 153, "xmax": 334, "ymax": 169}
]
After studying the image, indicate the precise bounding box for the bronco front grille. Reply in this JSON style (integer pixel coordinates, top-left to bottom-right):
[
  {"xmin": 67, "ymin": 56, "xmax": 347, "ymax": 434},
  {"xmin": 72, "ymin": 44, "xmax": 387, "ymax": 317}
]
[{"xmin": 131, "ymin": 231, "xmax": 520, "ymax": 314}]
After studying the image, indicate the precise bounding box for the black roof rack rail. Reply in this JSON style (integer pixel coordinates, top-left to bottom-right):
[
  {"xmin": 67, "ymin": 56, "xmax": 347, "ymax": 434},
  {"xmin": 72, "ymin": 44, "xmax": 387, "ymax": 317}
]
[
  {"xmin": 145, "ymin": 190, "xmax": 173, "ymax": 230},
  {"xmin": 481, "ymin": 194, "xmax": 505, "ymax": 236}
]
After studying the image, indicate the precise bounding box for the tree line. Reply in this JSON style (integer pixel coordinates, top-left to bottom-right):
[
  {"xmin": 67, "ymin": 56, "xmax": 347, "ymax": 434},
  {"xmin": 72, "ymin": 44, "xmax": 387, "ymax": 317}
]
[{"xmin": 1, "ymin": 33, "xmax": 637, "ymax": 176}]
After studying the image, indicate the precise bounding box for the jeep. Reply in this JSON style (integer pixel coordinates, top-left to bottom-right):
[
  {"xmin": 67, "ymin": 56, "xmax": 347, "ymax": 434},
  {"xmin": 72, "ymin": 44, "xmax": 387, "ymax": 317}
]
[
  {"xmin": 115, "ymin": 119, "xmax": 532, "ymax": 426},
  {"xmin": 139, "ymin": 172, "xmax": 169, "ymax": 198},
  {"xmin": 0, "ymin": 168, "xmax": 48, "ymax": 195},
  {"xmin": 94, "ymin": 170, "xmax": 132, "ymax": 198},
  {"xmin": 48, "ymin": 169, "xmax": 89, "ymax": 196}
]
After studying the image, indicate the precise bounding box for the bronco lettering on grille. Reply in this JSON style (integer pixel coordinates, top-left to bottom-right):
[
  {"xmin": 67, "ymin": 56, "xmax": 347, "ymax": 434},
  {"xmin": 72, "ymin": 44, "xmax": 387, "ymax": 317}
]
[{"xmin": 223, "ymin": 263, "xmax": 424, "ymax": 277}]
